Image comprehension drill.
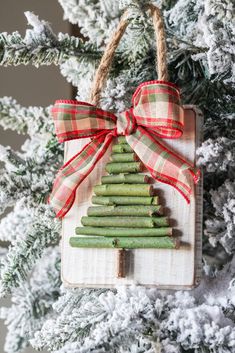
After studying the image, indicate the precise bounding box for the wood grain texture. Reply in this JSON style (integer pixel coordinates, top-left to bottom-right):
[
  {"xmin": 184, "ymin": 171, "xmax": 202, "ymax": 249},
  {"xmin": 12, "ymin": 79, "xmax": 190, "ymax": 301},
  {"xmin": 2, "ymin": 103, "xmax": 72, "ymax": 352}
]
[{"xmin": 61, "ymin": 106, "xmax": 203, "ymax": 289}]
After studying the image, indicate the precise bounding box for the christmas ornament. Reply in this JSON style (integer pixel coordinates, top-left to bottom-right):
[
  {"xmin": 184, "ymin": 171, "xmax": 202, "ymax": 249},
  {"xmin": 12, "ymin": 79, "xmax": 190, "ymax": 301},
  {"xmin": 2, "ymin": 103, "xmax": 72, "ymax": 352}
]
[{"xmin": 50, "ymin": 4, "xmax": 203, "ymax": 288}]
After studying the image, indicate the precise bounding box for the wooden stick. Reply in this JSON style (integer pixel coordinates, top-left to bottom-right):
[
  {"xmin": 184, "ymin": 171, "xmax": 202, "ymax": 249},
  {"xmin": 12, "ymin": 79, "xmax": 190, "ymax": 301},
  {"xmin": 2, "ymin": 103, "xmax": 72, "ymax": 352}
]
[
  {"xmin": 105, "ymin": 162, "xmax": 143, "ymax": 174},
  {"xmin": 70, "ymin": 236, "xmax": 179, "ymax": 249},
  {"xmin": 76, "ymin": 226, "xmax": 173, "ymax": 237},
  {"xmin": 117, "ymin": 249, "xmax": 126, "ymax": 278},
  {"xmin": 94, "ymin": 184, "xmax": 153, "ymax": 196},
  {"xmin": 117, "ymin": 136, "xmax": 127, "ymax": 144},
  {"xmin": 101, "ymin": 173, "xmax": 149, "ymax": 184},
  {"xmin": 87, "ymin": 205, "xmax": 163, "ymax": 217},
  {"xmin": 91, "ymin": 195, "xmax": 159, "ymax": 205},
  {"xmin": 111, "ymin": 153, "xmax": 138, "ymax": 162},
  {"xmin": 81, "ymin": 216, "xmax": 169, "ymax": 228},
  {"xmin": 112, "ymin": 144, "xmax": 133, "ymax": 153}
]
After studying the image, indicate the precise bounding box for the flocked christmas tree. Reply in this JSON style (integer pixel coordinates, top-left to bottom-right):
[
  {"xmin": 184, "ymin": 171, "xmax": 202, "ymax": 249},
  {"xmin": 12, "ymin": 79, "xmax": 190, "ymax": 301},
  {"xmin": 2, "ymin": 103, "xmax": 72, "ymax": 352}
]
[{"xmin": 0, "ymin": 1, "xmax": 234, "ymax": 353}]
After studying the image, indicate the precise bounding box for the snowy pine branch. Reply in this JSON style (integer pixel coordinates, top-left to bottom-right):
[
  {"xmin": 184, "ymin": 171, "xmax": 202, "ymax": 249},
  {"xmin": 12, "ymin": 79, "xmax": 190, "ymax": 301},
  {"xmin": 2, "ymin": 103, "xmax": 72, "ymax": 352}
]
[
  {"xmin": 0, "ymin": 145, "xmax": 25, "ymax": 170},
  {"xmin": 0, "ymin": 205, "xmax": 61, "ymax": 296},
  {"xmin": 32, "ymin": 285, "xmax": 235, "ymax": 353},
  {"xmin": 0, "ymin": 135, "xmax": 63, "ymax": 214},
  {"xmin": 0, "ymin": 89, "xmax": 63, "ymax": 297},
  {"xmin": 0, "ymin": 97, "xmax": 52, "ymax": 135},
  {"xmin": 165, "ymin": 0, "xmax": 235, "ymax": 82},
  {"xmin": 32, "ymin": 287, "xmax": 108, "ymax": 351},
  {"xmin": 0, "ymin": 153, "xmax": 52, "ymax": 214},
  {"xmin": 0, "ymin": 12, "xmax": 100, "ymax": 67},
  {"xmin": 205, "ymin": 180, "xmax": 235, "ymax": 254},
  {"xmin": 0, "ymin": 201, "xmax": 34, "ymax": 243},
  {"xmin": 204, "ymin": 113, "xmax": 235, "ymax": 140},
  {"xmin": 197, "ymin": 137, "xmax": 235, "ymax": 173},
  {"xmin": 0, "ymin": 247, "xmax": 61, "ymax": 353},
  {"xmin": 58, "ymin": 0, "xmax": 121, "ymax": 46}
]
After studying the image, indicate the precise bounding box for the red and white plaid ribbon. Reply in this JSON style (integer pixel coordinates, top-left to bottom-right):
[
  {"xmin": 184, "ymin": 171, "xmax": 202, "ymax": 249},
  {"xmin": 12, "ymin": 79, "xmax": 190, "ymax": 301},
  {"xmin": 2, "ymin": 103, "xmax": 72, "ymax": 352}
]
[{"xmin": 50, "ymin": 80, "xmax": 200, "ymax": 218}]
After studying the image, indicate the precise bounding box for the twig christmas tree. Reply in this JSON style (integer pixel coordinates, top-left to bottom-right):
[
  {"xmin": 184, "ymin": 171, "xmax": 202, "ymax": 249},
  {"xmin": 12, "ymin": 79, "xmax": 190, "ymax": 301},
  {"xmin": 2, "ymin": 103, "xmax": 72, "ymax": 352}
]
[{"xmin": 70, "ymin": 137, "xmax": 180, "ymax": 277}]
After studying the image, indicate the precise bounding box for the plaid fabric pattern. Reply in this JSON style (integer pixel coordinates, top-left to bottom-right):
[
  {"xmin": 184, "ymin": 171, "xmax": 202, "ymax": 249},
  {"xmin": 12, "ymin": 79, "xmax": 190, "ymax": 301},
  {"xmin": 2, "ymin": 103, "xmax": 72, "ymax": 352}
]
[
  {"xmin": 51, "ymin": 100, "xmax": 116, "ymax": 143},
  {"xmin": 50, "ymin": 80, "xmax": 200, "ymax": 218}
]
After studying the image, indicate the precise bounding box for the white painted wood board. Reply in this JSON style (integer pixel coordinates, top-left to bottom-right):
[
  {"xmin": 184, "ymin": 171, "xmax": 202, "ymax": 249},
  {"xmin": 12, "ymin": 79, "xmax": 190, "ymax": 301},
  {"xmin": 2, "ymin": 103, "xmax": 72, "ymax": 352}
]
[{"xmin": 61, "ymin": 105, "xmax": 203, "ymax": 289}]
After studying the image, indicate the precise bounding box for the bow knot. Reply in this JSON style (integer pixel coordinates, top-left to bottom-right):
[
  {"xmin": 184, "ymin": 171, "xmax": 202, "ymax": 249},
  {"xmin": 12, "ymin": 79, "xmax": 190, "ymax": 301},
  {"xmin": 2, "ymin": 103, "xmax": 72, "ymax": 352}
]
[
  {"xmin": 116, "ymin": 110, "xmax": 137, "ymax": 136},
  {"xmin": 50, "ymin": 80, "xmax": 200, "ymax": 218}
]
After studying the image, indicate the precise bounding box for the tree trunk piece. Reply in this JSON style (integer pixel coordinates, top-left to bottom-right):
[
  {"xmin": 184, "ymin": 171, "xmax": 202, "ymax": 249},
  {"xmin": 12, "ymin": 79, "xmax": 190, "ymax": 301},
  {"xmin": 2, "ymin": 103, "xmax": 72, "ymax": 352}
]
[{"xmin": 117, "ymin": 249, "xmax": 126, "ymax": 278}]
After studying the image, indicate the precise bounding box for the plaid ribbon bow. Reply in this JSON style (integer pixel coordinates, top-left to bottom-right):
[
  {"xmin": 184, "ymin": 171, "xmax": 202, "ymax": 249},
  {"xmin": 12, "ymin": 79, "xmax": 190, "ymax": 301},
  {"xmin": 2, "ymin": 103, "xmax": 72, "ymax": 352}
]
[{"xmin": 50, "ymin": 80, "xmax": 200, "ymax": 218}]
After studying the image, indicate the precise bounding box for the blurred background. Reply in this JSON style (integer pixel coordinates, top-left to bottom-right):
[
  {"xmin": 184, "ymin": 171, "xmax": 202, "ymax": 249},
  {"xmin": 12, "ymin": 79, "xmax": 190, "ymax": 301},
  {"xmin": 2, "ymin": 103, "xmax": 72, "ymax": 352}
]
[{"xmin": 0, "ymin": 1, "xmax": 71, "ymax": 351}]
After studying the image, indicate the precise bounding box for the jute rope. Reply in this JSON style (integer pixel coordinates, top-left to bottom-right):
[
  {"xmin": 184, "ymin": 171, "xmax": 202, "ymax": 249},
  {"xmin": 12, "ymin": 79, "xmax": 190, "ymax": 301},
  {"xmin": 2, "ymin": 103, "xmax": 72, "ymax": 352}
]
[{"xmin": 90, "ymin": 3, "xmax": 168, "ymax": 106}]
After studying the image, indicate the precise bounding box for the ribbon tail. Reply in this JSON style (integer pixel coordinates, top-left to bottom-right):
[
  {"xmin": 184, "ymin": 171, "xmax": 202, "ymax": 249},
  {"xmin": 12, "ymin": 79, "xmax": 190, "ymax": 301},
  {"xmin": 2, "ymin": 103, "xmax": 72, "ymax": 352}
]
[
  {"xmin": 126, "ymin": 127, "xmax": 200, "ymax": 203},
  {"xmin": 49, "ymin": 133, "xmax": 114, "ymax": 218}
]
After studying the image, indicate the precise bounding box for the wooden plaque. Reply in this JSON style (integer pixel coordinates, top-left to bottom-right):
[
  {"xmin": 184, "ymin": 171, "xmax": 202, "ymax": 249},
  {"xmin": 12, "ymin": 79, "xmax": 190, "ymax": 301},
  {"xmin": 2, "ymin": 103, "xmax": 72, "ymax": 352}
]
[{"xmin": 61, "ymin": 106, "xmax": 203, "ymax": 289}]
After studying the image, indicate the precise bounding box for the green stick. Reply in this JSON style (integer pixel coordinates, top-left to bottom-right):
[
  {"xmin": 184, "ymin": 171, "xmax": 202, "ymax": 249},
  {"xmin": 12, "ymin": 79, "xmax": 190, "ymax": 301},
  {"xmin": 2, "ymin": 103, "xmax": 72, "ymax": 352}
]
[
  {"xmin": 101, "ymin": 173, "xmax": 149, "ymax": 184},
  {"xmin": 81, "ymin": 216, "xmax": 169, "ymax": 228},
  {"xmin": 112, "ymin": 144, "xmax": 133, "ymax": 153},
  {"xmin": 94, "ymin": 184, "xmax": 153, "ymax": 196},
  {"xmin": 75, "ymin": 226, "xmax": 172, "ymax": 237},
  {"xmin": 87, "ymin": 205, "xmax": 163, "ymax": 217},
  {"xmin": 117, "ymin": 136, "xmax": 127, "ymax": 144},
  {"xmin": 111, "ymin": 153, "xmax": 138, "ymax": 162},
  {"xmin": 70, "ymin": 236, "xmax": 179, "ymax": 249},
  {"xmin": 105, "ymin": 162, "xmax": 143, "ymax": 174},
  {"xmin": 91, "ymin": 196, "xmax": 159, "ymax": 205}
]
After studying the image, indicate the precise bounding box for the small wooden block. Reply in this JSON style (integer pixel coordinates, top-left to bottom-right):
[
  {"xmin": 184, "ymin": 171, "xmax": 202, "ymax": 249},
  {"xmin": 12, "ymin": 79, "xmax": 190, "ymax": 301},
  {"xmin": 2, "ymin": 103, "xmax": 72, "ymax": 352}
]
[{"xmin": 61, "ymin": 106, "xmax": 203, "ymax": 289}]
